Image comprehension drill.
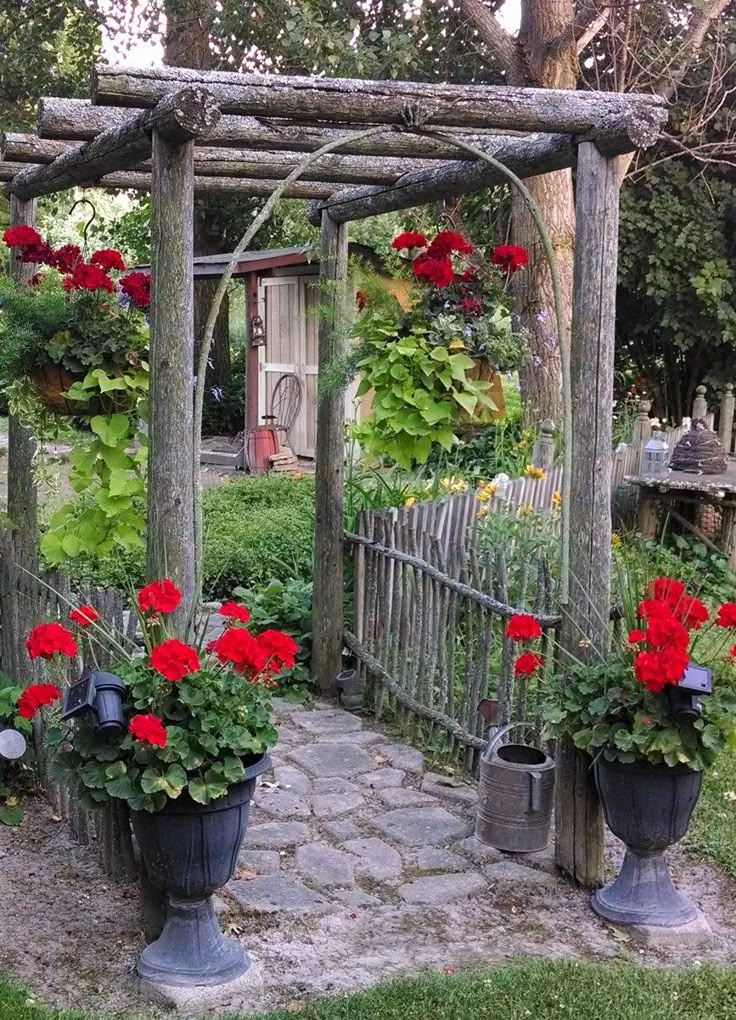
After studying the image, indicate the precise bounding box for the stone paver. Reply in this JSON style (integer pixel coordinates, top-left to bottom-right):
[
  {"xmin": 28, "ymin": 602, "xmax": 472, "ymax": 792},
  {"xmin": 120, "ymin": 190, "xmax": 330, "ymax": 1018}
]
[
  {"xmin": 310, "ymin": 792, "xmax": 365, "ymax": 819},
  {"xmin": 413, "ymin": 848, "xmax": 469, "ymax": 873},
  {"xmin": 377, "ymin": 787, "xmax": 437, "ymax": 809},
  {"xmin": 312, "ymin": 778, "xmax": 362, "ymax": 796},
  {"xmin": 344, "ymin": 837, "xmax": 403, "ymax": 882},
  {"xmin": 273, "ymin": 766, "xmax": 312, "ymax": 796},
  {"xmin": 316, "ymin": 730, "xmax": 384, "ymax": 746},
  {"xmin": 255, "ymin": 788, "xmax": 310, "ymax": 820},
  {"xmin": 289, "ymin": 742, "xmax": 377, "ymax": 778},
  {"xmin": 237, "ymin": 850, "xmax": 281, "ymax": 875},
  {"xmin": 246, "ymin": 822, "xmax": 310, "ymax": 849},
  {"xmin": 274, "ymin": 725, "xmax": 301, "ymax": 745},
  {"xmin": 399, "ymin": 872, "xmax": 488, "ymax": 904},
  {"xmin": 374, "ymin": 743, "xmax": 425, "ymax": 773},
  {"xmin": 453, "ymin": 836, "xmax": 504, "ymax": 865},
  {"xmin": 421, "ymin": 772, "xmax": 478, "ymax": 807},
  {"xmin": 332, "ymin": 888, "xmax": 382, "ymax": 909},
  {"xmin": 321, "ymin": 819, "xmax": 363, "ymax": 842},
  {"xmin": 359, "ymin": 768, "xmax": 406, "ymax": 790},
  {"xmin": 229, "ymin": 876, "xmax": 331, "ymax": 914},
  {"xmin": 296, "ymin": 843, "xmax": 355, "ymax": 889},
  {"xmin": 484, "ymin": 860, "xmax": 557, "ymax": 889},
  {"xmin": 290, "ymin": 710, "xmax": 362, "ymax": 735},
  {"xmin": 373, "ymin": 807, "xmax": 470, "ymax": 847}
]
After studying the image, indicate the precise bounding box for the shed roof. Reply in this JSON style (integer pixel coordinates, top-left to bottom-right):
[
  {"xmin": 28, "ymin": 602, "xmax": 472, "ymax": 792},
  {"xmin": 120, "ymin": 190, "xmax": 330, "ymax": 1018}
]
[{"xmin": 191, "ymin": 244, "xmax": 316, "ymax": 277}]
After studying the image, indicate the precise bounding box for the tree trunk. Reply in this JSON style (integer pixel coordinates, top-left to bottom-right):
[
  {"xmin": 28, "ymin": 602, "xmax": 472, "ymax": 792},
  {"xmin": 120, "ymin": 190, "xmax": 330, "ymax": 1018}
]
[{"xmin": 513, "ymin": 0, "xmax": 576, "ymax": 425}]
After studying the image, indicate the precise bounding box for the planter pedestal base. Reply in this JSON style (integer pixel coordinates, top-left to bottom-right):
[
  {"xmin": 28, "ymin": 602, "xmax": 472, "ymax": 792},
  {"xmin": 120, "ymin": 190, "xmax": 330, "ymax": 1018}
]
[
  {"xmin": 592, "ymin": 850, "xmax": 697, "ymax": 927},
  {"xmin": 138, "ymin": 896, "xmax": 249, "ymax": 987}
]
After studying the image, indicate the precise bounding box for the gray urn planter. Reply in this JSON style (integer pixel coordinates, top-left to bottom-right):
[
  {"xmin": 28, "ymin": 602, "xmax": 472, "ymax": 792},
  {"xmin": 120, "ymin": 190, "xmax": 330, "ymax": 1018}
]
[
  {"xmin": 592, "ymin": 757, "xmax": 702, "ymax": 927},
  {"xmin": 131, "ymin": 754, "xmax": 271, "ymax": 987}
]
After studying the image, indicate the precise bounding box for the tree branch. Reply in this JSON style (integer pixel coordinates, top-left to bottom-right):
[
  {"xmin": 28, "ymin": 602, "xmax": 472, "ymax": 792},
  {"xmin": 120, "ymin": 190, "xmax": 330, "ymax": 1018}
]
[
  {"xmin": 548, "ymin": 3, "xmax": 611, "ymax": 57},
  {"xmin": 653, "ymin": 0, "xmax": 732, "ymax": 100},
  {"xmin": 458, "ymin": 0, "xmax": 527, "ymax": 84}
]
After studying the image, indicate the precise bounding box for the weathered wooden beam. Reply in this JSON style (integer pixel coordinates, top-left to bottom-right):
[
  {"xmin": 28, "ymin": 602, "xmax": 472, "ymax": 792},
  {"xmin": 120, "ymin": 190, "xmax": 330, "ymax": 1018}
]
[
  {"xmin": 92, "ymin": 65, "xmax": 668, "ymax": 139},
  {"xmin": 37, "ymin": 97, "xmax": 527, "ymax": 162},
  {"xmin": 307, "ymin": 133, "xmax": 577, "ymax": 224},
  {"xmin": 312, "ymin": 211, "xmax": 349, "ymax": 694},
  {"xmin": 3, "ymin": 195, "xmax": 40, "ymax": 685},
  {"xmin": 9, "ymin": 87, "xmax": 221, "ymax": 200},
  {"xmin": 2, "ymin": 132, "xmax": 433, "ymax": 185},
  {"xmin": 555, "ymin": 142, "xmax": 619, "ymax": 889},
  {"xmin": 0, "ymin": 160, "xmax": 337, "ymax": 198},
  {"xmin": 146, "ymin": 129, "xmax": 197, "ymax": 630}
]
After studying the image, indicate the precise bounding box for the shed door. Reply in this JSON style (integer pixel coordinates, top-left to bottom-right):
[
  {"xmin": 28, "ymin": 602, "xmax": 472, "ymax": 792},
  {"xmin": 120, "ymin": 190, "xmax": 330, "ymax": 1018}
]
[{"xmin": 258, "ymin": 276, "xmax": 318, "ymax": 458}]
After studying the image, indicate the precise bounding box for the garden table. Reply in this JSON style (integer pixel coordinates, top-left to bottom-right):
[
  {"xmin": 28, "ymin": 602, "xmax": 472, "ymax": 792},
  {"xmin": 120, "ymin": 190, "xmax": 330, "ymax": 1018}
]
[{"xmin": 626, "ymin": 459, "xmax": 736, "ymax": 567}]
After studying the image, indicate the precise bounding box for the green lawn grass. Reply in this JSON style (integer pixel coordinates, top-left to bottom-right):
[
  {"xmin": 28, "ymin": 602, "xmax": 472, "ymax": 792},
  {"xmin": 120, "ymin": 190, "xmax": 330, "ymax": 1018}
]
[
  {"xmin": 5, "ymin": 961, "xmax": 736, "ymax": 1020},
  {"xmin": 687, "ymin": 749, "xmax": 736, "ymax": 878}
]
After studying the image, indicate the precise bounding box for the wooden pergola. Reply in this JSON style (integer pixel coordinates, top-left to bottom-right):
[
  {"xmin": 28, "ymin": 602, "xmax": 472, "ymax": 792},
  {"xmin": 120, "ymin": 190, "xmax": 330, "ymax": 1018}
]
[{"xmin": 0, "ymin": 65, "xmax": 667, "ymax": 887}]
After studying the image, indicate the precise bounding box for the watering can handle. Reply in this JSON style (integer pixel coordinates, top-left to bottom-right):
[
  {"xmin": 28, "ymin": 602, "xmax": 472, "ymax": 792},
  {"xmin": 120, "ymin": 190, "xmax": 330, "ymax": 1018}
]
[
  {"xmin": 529, "ymin": 770, "xmax": 542, "ymax": 813},
  {"xmin": 483, "ymin": 720, "xmax": 535, "ymax": 761}
]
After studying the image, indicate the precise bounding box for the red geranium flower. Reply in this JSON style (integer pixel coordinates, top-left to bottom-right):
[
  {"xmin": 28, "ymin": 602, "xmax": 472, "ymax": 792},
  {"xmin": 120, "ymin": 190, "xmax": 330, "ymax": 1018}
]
[
  {"xmin": 69, "ymin": 605, "xmax": 100, "ymax": 628},
  {"xmin": 505, "ymin": 613, "xmax": 542, "ymax": 641},
  {"xmin": 427, "ymin": 230, "xmax": 474, "ymax": 257},
  {"xmin": 149, "ymin": 639, "xmax": 200, "ymax": 682},
  {"xmin": 49, "ymin": 244, "xmax": 82, "ymax": 273},
  {"xmin": 391, "ymin": 231, "xmax": 428, "ymax": 251},
  {"xmin": 491, "ymin": 244, "xmax": 528, "ymax": 273},
  {"xmin": 90, "ymin": 249, "xmax": 126, "ymax": 272},
  {"xmin": 2, "ymin": 225, "xmax": 42, "ymax": 249},
  {"xmin": 461, "ymin": 296, "xmax": 483, "ymax": 317},
  {"xmin": 412, "ymin": 253, "xmax": 454, "ymax": 288},
  {"xmin": 646, "ymin": 577, "xmax": 685, "ymax": 606},
  {"xmin": 716, "ymin": 603, "xmax": 736, "ymax": 628},
  {"xmin": 20, "ymin": 242, "xmax": 54, "ymax": 265},
  {"xmin": 137, "ymin": 579, "xmax": 182, "ymax": 615},
  {"xmin": 219, "ymin": 601, "xmax": 251, "ymax": 624},
  {"xmin": 120, "ymin": 271, "xmax": 151, "ymax": 310},
  {"xmin": 515, "ymin": 651, "xmax": 543, "ymax": 677},
  {"xmin": 17, "ymin": 683, "xmax": 62, "ymax": 720},
  {"xmin": 64, "ymin": 262, "xmax": 115, "ymax": 293},
  {"xmin": 674, "ymin": 596, "xmax": 709, "ymax": 630},
  {"xmin": 210, "ymin": 627, "xmax": 268, "ymax": 677},
  {"xmin": 634, "ymin": 648, "xmax": 688, "ymax": 692},
  {"xmin": 25, "ymin": 622, "xmax": 78, "ymax": 661},
  {"xmin": 628, "ymin": 629, "xmax": 646, "ymax": 644},
  {"xmin": 259, "ymin": 629, "xmax": 298, "ymax": 672},
  {"xmin": 637, "ymin": 598, "xmax": 673, "ymax": 620},
  {"xmin": 645, "ymin": 613, "xmax": 689, "ymax": 652},
  {"xmin": 129, "ymin": 713, "xmax": 167, "ymax": 748},
  {"xmin": 731, "ymin": 645, "xmax": 736, "ymax": 658}
]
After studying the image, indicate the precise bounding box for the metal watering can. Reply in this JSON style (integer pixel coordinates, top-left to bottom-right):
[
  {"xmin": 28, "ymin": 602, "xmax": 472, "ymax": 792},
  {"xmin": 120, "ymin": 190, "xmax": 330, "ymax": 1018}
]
[{"xmin": 474, "ymin": 699, "xmax": 555, "ymax": 853}]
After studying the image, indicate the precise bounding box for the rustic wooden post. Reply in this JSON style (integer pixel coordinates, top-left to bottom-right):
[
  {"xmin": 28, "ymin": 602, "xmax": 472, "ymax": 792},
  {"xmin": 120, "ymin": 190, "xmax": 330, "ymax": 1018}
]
[
  {"xmin": 147, "ymin": 128, "xmax": 196, "ymax": 629},
  {"xmin": 719, "ymin": 383, "xmax": 734, "ymax": 454},
  {"xmin": 692, "ymin": 384, "xmax": 708, "ymax": 420},
  {"xmin": 312, "ymin": 210, "xmax": 349, "ymax": 693},
  {"xmin": 245, "ymin": 273, "xmax": 260, "ymax": 431},
  {"xmin": 555, "ymin": 142, "xmax": 619, "ymax": 888},
  {"xmin": 631, "ymin": 398, "xmax": 651, "ymax": 474},
  {"xmin": 531, "ymin": 419, "xmax": 555, "ymax": 470},
  {"xmin": 2, "ymin": 195, "xmax": 40, "ymax": 682}
]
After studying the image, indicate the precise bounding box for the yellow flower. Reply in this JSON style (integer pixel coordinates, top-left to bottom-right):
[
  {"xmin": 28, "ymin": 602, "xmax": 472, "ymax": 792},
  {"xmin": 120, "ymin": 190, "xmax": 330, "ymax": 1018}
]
[
  {"xmin": 611, "ymin": 532, "xmax": 622, "ymax": 550},
  {"xmin": 448, "ymin": 339, "xmax": 466, "ymax": 351},
  {"xmin": 552, "ymin": 489, "xmax": 561, "ymax": 506},
  {"xmin": 518, "ymin": 503, "xmax": 534, "ymax": 517},
  {"xmin": 524, "ymin": 464, "xmax": 546, "ymax": 481},
  {"xmin": 404, "ymin": 496, "xmax": 417, "ymax": 508},
  {"xmin": 475, "ymin": 480, "xmax": 497, "ymax": 504},
  {"xmin": 477, "ymin": 504, "xmax": 489, "ymax": 519}
]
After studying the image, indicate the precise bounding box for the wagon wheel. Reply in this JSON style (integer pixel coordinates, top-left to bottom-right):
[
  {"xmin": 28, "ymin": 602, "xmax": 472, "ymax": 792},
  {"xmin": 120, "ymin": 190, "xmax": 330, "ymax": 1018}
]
[{"xmin": 268, "ymin": 373, "xmax": 303, "ymax": 452}]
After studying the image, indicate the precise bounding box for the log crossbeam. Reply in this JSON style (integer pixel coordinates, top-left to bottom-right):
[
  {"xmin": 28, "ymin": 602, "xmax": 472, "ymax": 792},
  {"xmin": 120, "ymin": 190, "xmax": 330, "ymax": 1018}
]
[{"xmin": 7, "ymin": 86, "xmax": 221, "ymax": 201}]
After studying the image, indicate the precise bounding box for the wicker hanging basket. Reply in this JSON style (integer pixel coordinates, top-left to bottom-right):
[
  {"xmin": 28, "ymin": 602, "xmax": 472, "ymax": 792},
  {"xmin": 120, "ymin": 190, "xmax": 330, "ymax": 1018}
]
[
  {"xmin": 669, "ymin": 418, "xmax": 727, "ymax": 475},
  {"xmin": 29, "ymin": 362, "xmax": 133, "ymax": 417}
]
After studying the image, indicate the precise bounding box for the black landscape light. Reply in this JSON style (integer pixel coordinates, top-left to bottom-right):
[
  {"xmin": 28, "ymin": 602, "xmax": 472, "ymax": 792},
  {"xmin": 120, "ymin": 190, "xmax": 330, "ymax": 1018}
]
[
  {"xmin": 61, "ymin": 671, "xmax": 127, "ymax": 736},
  {"xmin": 667, "ymin": 661, "xmax": 712, "ymax": 725}
]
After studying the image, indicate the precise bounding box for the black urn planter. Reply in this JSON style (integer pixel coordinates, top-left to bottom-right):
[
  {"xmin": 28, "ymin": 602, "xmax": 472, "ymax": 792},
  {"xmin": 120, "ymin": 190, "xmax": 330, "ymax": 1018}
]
[
  {"xmin": 592, "ymin": 757, "xmax": 702, "ymax": 927},
  {"xmin": 131, "ymin": 754, "xmax": 270, "ymax": 987}
]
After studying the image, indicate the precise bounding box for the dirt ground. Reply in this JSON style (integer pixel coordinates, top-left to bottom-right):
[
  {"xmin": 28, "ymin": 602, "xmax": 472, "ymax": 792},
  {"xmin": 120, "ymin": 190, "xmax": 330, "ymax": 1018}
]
[{"xmin": 2, "ymin": 705, "xmax": 736, "ymax": 1020}]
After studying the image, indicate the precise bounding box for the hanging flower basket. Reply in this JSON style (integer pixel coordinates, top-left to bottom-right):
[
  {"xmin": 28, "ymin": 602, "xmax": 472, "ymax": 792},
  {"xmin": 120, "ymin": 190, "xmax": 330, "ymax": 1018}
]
[{"xmin": 29, "ymin": 362, "xmax": 136, "ymax": 417}]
